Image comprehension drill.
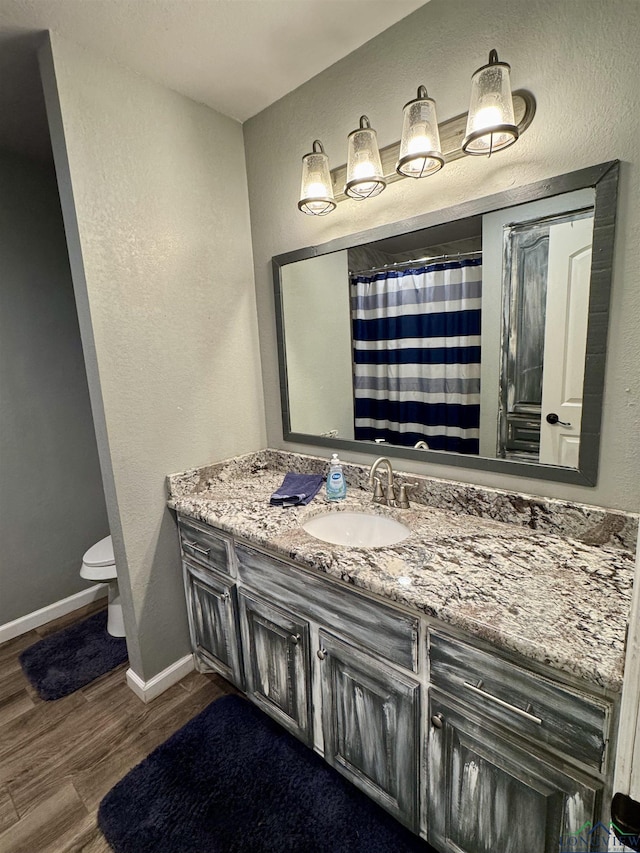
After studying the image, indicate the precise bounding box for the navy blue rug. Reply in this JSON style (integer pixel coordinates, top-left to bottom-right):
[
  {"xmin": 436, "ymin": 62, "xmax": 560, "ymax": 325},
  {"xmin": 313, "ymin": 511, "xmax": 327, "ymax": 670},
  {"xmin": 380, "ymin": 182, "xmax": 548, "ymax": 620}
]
[
  {"xmin": 19, "ymin": 610, "xmax": 128, "ymax": 701},
  {"xmin": 99, "ymin": 694, "xmax": 434, "ymax": 853}
]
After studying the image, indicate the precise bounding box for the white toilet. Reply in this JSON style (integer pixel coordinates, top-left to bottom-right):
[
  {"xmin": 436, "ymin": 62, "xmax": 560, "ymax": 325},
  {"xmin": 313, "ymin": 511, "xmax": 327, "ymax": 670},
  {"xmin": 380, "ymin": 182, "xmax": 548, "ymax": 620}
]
[{"xmin": 80, "ymin": 535, "xmax": 126, "ymax": 637}]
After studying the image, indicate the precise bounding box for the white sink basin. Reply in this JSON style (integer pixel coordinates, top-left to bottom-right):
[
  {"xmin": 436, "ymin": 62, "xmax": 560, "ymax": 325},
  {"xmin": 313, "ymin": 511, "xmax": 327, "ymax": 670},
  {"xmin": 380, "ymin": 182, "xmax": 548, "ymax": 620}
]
[{"xmin": 302, "ymin": 511, "xmax": 410, "ymax": 548}]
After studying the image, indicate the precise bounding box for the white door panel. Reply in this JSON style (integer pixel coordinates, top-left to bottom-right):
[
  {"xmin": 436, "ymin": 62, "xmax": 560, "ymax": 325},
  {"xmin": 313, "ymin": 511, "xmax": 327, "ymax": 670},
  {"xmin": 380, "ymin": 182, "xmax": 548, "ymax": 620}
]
[{"xmin": 539, "ymin": 215, "xmax": 594, "ymax": 466}]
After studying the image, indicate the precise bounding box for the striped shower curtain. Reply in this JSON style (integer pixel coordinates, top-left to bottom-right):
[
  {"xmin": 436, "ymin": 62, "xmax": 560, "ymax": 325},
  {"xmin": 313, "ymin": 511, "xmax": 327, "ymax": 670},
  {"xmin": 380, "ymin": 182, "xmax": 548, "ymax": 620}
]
[{"xmin": 351, "ymin": 259, "xmax": 482, "ymax": 454}]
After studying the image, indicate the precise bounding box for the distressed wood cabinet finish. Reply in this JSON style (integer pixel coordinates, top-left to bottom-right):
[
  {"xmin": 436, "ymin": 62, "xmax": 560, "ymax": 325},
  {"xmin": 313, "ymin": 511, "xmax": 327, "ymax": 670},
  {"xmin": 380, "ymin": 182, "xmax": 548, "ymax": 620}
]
[
  {"xmin": 238, "ymin": 592, "xmax": 312, "ymax": 745},
  {"xmin": 235, "ymin": 541, "xmax": 418, "ymax": 671},
  {"xmin": 179, "ymin": 514, "xmax": 233, "ymax": 575},
  {"xmin": 176, "ymin": 516, "xmax": 616, "ymax": 852},
  {"xmin": 430, "ymin": 631, "xmax": 610, "ymax": 772},
  {"xmin": 318, "ymin": 630, "xmax": 420, "ymax": 831},
  {"xmin": 182, "ymin": 559, "xmax": 244, "ymax": 688},
  {"xmin": 234, "ymin": 543, "xmax": 420, "ymax": 827},
  {"xmin": 427, "ymin": 691, "xmax": 602, "ymax": 853}
]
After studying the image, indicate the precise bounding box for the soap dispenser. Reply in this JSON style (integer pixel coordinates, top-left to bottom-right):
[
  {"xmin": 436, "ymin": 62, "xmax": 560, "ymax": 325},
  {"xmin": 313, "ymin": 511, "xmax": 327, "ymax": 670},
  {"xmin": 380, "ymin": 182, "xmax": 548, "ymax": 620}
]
[{"xmin": 326, "ymin": 453, "xmax": 347, "ymax": 501}]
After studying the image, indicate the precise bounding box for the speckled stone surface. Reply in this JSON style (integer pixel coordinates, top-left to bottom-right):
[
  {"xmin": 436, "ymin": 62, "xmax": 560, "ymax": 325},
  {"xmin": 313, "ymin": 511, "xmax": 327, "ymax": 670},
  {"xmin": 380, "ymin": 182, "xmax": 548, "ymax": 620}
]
[
  {"xmin": 169, "ymin": 449, "xmax": 638, "ymax": 551},
  {"xmin": 168, "ymin": 450, "xmax": 637, "ymax": 693}
]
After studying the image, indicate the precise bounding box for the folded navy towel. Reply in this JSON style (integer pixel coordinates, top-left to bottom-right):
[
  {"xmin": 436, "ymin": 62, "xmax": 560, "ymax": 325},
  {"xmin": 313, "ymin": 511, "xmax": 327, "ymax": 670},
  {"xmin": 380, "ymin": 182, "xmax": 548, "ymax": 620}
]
[{"xmin": 270, "ymin": 473, "xmax": 324, "ymax": 507}]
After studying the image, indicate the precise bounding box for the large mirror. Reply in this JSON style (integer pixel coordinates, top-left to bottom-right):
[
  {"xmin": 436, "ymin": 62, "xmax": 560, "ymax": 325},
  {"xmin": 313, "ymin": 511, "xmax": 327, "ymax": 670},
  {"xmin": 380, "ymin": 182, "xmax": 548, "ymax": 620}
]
[{"xmin": 273, "ymin": 162, "xmax": 619, "ymax": 485}]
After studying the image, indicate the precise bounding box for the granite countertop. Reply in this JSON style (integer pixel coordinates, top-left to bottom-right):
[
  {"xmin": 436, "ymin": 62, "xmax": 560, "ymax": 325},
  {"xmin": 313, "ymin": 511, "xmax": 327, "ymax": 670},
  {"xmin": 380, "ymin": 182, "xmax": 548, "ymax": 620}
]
[{"xmin": 168, "ymin": 450, "xmax": 637, "ymax": 694}]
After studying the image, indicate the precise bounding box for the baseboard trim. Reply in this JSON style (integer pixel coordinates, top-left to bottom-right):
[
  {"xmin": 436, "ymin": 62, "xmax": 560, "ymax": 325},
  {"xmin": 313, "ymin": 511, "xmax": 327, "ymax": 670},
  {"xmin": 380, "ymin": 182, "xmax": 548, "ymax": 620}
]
[
  {"xmin": 0, "ymin": 584, "xmax": 108, "ymax": 645},
  {"xmin": 126, "ymin": 653, "xmax": 195, "ymax": 704}
]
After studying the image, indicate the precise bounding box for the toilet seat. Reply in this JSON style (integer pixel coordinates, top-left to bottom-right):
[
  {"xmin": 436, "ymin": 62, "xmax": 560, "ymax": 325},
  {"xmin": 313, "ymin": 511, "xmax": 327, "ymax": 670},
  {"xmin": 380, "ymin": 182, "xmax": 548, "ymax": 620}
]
[
  {"xmin": 80, "ymin": 535, "xmax": 116, "ymax": 581},
  {"xmin": 79, "ymin": 535, "xmax": 125, "ymax": 637}
]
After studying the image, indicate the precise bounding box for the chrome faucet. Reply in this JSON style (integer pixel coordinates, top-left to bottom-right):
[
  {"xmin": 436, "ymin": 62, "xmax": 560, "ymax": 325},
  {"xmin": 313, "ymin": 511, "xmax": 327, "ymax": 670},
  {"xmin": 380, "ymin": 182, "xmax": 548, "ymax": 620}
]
[{"xmin": 369, "ymin": 457, "xmax": 418, "ymax": 509}]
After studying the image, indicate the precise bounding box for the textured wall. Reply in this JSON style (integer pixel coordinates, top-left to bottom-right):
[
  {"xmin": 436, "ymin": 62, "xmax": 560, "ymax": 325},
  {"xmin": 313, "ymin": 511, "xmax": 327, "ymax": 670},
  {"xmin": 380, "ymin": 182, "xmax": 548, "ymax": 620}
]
[
  {"xmin": 43, "ymin": 35, "xmax": 266, "ymax": 680},
  {"xmin": 244, "ymin": 0, "xmax": 640, "ymax": 512},
  {"xmin": 0, "ymin": 148, "xmax": 108, "ymax": 625}
]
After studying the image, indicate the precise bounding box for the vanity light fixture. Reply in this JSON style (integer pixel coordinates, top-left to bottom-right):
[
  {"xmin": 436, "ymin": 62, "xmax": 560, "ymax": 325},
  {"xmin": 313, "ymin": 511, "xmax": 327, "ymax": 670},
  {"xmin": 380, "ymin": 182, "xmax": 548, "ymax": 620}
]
[
  {"xmin": 462, "ymin": 49, "xmax": 519, "ymax": 156},
  {"xmin": 297, "ymin": 49, "xmax": 534, "ymax": 214},
  {"xmin": 344, "ymin": 115, "xmax": 386, "ymax": 200},
  {"xmin": 396, "ymin": 86, "xmax": 444, "ymax": 178},
  {"xmin": 298, "ymin": 140, "xmax": 336, "ymax": 216}
]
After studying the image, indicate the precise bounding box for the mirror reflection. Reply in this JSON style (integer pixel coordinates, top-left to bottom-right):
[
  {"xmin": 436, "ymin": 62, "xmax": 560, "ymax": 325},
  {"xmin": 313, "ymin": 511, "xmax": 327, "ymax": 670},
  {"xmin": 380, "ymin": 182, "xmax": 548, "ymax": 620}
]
[{"xmin": 281, "ymin": 189, "xmax": 594, "ymax": 469}]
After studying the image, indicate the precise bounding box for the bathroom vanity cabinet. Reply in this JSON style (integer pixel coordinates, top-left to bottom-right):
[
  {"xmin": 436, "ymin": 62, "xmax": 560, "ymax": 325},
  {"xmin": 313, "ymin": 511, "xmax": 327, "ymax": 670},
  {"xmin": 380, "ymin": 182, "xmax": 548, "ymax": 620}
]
[
  {"xmin": 177, "ymin": 512, "xmax": 616, "ymax": 852},
  {"xmin": 180, "ymin": 516, "xmax": 244, "ymax": 688},
  {"xmin": 427, "ymin": 632, "xmax": 609, "ymax": 853}
]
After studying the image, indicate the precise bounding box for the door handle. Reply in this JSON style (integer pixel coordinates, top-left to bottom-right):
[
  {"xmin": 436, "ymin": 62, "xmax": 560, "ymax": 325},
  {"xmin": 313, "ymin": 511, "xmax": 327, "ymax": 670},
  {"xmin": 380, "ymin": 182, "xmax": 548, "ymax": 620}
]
[{"xmin": 545, "ymin": 413, "xmax": 572, "ymax": 427}]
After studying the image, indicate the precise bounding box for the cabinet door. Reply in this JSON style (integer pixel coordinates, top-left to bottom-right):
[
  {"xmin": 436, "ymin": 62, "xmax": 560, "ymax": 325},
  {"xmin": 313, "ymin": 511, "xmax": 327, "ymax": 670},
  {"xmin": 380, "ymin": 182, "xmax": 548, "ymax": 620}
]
[
  {"xmin": 318, "ymin": 630, "xmax": 420, "ymax": 831},
  {"xmin": 239, "ymin": 592, "xmax": 312, "ymax": 745},
  {"xmin": 427, "ymin": 690, "xmax": 602, "ymax": 853},
  {"xmin": 183, "ymin": 559, "xmax": 244, "ymax": 688}
]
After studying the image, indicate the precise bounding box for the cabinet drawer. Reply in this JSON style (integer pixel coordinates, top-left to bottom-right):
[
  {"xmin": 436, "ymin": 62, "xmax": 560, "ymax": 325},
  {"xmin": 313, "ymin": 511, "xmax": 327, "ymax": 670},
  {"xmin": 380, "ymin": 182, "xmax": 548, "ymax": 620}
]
[
  {"xmin": 178, "ymin": 515, "xmax": 232, "ymax": 575},
  {"xmin": 236, "ymin": 543, "xmax": 418, "ymax": 672},
  {"xmin": 429, "ymin": 631, "xmax": 610, "ymax": 771}
]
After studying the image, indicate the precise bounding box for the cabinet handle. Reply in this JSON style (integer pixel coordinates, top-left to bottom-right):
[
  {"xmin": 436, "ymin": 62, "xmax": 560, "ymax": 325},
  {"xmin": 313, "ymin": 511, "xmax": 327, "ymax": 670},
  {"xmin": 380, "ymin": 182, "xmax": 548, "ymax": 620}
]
[
  {"xmin": 431, "ymin": 713, "xmax": 444, "ymax": 729},
  {"xmin": 317, "ymin": 648, "xmax": 327, "ymax": 661},
  {"xmin": 185, "ymin": 540, "xmax": 211, "ymax": 558},
  {"xmin": 463, "ymin": 680, "xmax": 542, "ymax": 725},
  {"xmin": 290, "ymin": 634, "xmax": 301, "ymax": 645}
]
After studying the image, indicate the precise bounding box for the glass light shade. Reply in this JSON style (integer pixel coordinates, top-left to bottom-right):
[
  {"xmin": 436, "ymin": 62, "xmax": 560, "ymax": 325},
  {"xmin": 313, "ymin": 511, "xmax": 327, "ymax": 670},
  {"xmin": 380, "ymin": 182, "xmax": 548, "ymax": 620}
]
[
  {"xmin": 396, "ymin": 86, "xmax": 444, "ymax": 178},
  {"xmin": 462, "ymin": 49, "xmax": 519, "ymax": 156},
  {"xmin": 298, "ymin": 140, "xmax": 336, "ymax": 216},
  {"xmin": 344, "ymin": 116, "xmax": 386, "ymax": 200}
]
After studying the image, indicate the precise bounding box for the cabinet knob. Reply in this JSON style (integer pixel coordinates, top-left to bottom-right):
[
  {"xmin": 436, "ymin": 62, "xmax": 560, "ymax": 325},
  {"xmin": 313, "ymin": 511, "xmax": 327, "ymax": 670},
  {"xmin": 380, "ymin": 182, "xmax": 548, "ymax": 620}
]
[
  {"xmin": 290, "ymin": 634, "xmax": 301, "ymax": 645},
  {"xmin": 317, "ymin": 648, "xmax": 327, "ymax": 661},
  {"xmin": 431, "ymin": 713, "xmax": 444, "ymax": 729}
]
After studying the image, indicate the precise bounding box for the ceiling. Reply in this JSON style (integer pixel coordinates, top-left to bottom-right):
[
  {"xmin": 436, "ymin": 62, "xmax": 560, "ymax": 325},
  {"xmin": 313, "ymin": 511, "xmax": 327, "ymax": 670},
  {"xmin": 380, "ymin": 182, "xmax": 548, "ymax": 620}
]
[{"xmin": 0, "ymin": 0, "xmax": 426, "ymax": 162}]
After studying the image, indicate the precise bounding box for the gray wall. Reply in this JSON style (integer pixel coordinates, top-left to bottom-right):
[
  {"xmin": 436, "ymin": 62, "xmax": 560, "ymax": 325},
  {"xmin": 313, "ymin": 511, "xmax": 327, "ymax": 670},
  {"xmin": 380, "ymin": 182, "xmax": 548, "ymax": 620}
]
[
  {"xmin": 40, "ymin": 34, "xmax": 266, "ymax": 681},
  {"xmin": 244, "ymin": 0, "xmax": 640, "ymax": 512},
  {"xmin": 0, "ymin": 148, "xmax": 108, "ymax": 625},
  {"xmin": 282, "ymin": 250, "xmax": 354, "ymax": 439}
]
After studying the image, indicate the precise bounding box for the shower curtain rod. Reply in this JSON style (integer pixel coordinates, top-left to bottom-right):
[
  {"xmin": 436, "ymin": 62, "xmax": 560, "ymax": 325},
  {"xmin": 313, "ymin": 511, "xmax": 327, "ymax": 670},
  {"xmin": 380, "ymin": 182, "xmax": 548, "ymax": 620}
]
[{"xmin": 350, "ymin": 250, "xmax": 482, "ymax": 278}]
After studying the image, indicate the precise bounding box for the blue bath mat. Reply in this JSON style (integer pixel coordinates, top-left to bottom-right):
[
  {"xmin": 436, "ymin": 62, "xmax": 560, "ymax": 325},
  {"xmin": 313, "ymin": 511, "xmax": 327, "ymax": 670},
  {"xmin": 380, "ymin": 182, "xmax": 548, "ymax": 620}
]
[
  {"xmin": 19, "ymin": 609, "xmax": 128, "ymax": 700},
  {"xmin": 99, "ymin": 694, "xmax": 434, "ymax": 853}
]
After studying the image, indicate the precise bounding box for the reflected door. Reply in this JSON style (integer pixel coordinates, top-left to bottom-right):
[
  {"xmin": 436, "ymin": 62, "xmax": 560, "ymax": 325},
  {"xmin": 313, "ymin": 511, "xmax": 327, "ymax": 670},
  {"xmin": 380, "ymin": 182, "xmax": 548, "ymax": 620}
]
[
  {"xmin": 499, "ymin": 222, "xmax": 550, "ymax": 460},
  {"xmin": 539, "ymin": 215, "xmax": 594, "ymax": 466}
]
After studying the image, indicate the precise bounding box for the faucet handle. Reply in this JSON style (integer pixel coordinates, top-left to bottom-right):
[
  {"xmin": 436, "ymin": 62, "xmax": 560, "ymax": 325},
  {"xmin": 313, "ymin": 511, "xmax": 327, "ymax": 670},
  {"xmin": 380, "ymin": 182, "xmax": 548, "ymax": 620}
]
[
  {"xmin": 384, "ymin": 481, "xmax": 398, "ymax": 504},
  {"xmin": 372, "ymin": 477, "xmax": 386, "ymax": 505},
  {"xmin": 396, "ymin": 482, "xmax": 419, "ymax": 509}
]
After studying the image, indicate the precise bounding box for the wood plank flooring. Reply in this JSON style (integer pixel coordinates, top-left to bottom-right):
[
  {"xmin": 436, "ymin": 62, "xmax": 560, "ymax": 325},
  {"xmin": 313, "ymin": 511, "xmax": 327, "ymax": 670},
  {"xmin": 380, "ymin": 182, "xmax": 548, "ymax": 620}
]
[{"xmin": 0, "ymin": 600, "xmax": 235, "ymax": 852}]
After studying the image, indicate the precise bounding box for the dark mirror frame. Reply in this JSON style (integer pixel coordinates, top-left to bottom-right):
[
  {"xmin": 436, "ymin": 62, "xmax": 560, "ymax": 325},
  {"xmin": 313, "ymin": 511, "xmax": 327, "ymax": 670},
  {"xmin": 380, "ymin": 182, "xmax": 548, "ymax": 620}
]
[{"xmin": 273, "ymin": 161, "xmax": 619, "ymax": 486}]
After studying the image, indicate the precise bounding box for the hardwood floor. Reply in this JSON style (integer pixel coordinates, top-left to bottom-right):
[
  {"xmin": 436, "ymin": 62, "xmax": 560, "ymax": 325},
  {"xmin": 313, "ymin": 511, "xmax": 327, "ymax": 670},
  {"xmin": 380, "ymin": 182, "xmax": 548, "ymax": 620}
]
[{"xmin": 0, "ymin": 600, "xmax": 235, "ymax": 852}]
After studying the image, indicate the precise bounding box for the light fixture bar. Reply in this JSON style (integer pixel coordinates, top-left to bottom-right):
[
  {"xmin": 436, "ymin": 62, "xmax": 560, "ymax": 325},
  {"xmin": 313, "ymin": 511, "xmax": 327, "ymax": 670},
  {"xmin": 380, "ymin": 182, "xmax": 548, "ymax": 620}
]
[{"xmin": 329, "ymin": 89, "xmax": 535, "ymax": 204}]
